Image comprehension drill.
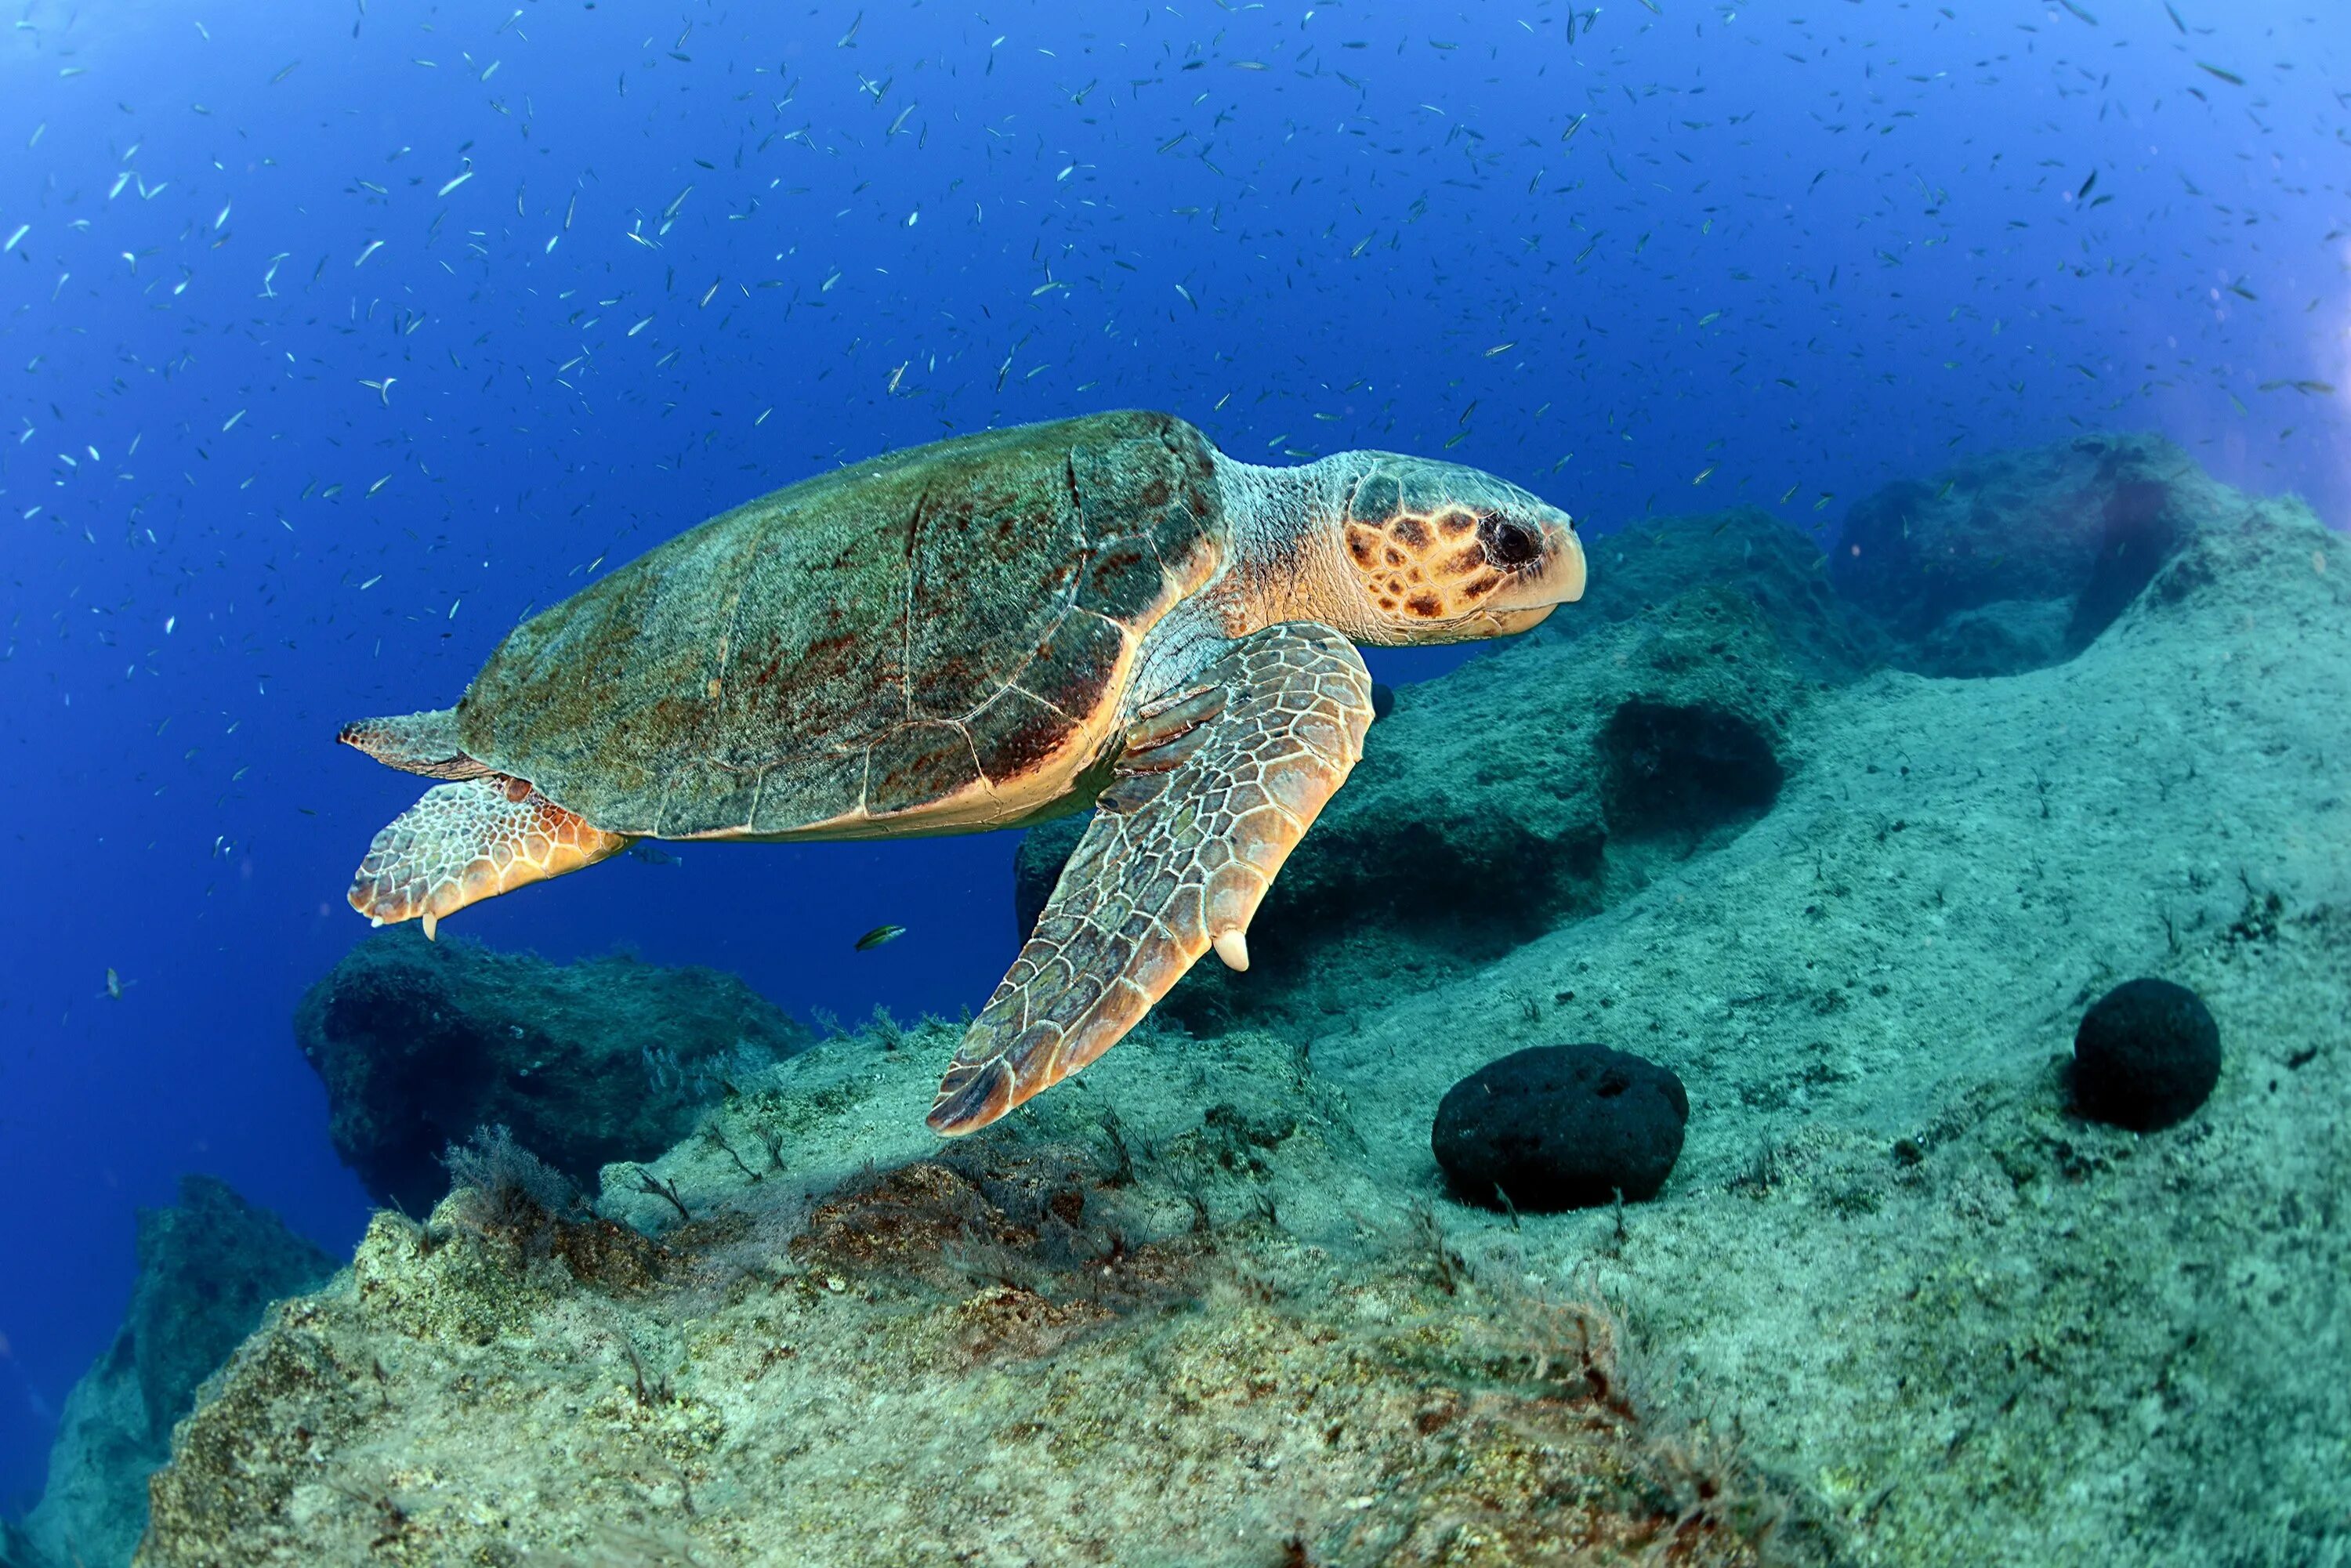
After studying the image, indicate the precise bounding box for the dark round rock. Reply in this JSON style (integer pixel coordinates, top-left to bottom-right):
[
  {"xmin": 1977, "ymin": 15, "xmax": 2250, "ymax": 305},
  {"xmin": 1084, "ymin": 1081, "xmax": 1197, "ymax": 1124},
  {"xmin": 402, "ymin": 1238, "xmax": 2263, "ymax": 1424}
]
[
  {"xmin": 2071, "ymin": 977, "xmax": 2220, "ymax": 1132},
  {"xmin": 1431, "ymin": 1044, "xmax": 1689, "ymax": 1212},
  {"xmin": 1369, "ymin": 680, "xmax": 1396, "ymax": 720}
]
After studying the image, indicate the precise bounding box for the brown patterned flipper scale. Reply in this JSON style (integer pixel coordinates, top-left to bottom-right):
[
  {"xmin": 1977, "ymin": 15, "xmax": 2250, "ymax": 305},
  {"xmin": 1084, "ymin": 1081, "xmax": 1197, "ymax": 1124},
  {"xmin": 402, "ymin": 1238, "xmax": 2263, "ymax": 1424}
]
[
  {"xmin": 348, "ymin": 775, "xmax": 632, "ymax": 940},
  {"xmin": 927, "ymin": 622, "xmax": 1374, "ymax": 1135}
]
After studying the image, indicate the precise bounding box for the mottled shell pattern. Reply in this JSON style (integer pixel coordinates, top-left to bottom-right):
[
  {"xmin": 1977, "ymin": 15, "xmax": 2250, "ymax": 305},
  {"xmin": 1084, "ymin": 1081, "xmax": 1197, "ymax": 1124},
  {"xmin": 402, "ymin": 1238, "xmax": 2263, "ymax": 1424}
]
[{"xmin": 455, "ymin": 411, "xmax": 1226, "ymax": 839}]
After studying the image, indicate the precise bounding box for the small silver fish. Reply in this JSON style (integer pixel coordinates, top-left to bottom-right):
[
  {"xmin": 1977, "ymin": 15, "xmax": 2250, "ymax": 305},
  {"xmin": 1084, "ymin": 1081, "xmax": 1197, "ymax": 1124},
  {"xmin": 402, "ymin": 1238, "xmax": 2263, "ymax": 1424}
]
[{"xmin": 854, "ymin": 923, "xmax": 907, "ymax": 951}]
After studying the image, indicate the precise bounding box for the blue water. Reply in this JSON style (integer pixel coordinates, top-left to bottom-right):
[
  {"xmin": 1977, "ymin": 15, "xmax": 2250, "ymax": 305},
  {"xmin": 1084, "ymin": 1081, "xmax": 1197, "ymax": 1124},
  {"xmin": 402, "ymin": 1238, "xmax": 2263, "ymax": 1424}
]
[{"xmin": 2, "ymin": 0, "xmax": 2345, "ymax": 1509}]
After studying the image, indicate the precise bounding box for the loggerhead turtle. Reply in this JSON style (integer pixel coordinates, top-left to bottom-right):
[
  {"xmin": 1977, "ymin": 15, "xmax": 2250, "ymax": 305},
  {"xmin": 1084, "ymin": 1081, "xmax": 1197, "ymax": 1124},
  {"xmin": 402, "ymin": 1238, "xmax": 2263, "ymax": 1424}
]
[{"xmin": 339, "ymin": 411, "xmax": 1584, "ymax": 1135}]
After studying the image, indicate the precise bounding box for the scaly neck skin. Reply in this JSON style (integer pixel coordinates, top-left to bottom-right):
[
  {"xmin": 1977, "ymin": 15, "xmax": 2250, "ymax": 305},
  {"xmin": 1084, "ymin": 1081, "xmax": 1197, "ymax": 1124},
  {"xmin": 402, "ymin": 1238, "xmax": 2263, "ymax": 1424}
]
[
  {"xmin": 1205, "ymin": 452, "xmax": 1371, "ymax": 638},
  {"xmin": 1121, "ymin": 452, "xmax": 1367, "ymax": 717}
]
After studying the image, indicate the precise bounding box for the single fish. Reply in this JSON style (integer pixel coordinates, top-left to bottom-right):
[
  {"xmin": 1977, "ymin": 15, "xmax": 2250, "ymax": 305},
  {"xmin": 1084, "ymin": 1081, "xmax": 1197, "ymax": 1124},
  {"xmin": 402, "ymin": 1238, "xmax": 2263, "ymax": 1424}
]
[
  {"xmin": 104, "ymin": 967, "xmax": 124, "ymax": 1000},
  {"xmin": 627, "ymin": 842, "xmax": 682, "ymax": 867},
  {"xmin": 854, "ymin": 923, "xmax": 907, "ymax": 951}
]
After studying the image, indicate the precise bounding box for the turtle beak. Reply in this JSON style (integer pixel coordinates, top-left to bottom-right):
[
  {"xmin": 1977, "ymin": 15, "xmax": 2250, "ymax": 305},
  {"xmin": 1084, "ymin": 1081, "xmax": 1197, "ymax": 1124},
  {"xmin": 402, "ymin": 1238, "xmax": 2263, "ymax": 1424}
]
[{"xmin": 1480, "ymin": 510, "xmax": 1585, "ymax": 632}]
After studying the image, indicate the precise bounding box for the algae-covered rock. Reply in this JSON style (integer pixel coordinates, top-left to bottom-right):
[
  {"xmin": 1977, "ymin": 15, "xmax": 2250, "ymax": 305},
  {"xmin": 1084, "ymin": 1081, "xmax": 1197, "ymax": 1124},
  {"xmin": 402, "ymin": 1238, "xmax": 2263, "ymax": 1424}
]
[
  {"xmin": 141, "ymin": 1022, "xmax": 1813, "ymax": 1568},
  {"xmin": 1829, "ymin": 431, "xmax": 2230, "ymax": 675},
  {"xmin": 295, "ymin": 929, "xmax": 812, "ymax": 1214},
  {"xmin": 14, "ymin": 1178, "xmax": 332, "ymax": 1568}
]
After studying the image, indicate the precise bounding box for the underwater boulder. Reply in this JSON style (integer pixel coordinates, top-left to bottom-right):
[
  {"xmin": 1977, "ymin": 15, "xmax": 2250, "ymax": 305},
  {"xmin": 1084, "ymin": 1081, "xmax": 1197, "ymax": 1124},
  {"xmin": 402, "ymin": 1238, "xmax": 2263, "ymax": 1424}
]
[
  {"xmin": 1830, "ymin": 432, "xmax": 2215, "ymax": 675},
  {"xmin": 1432, "ymin": 1044, "xmax": 1689, "ymax": 1211},
  {"xmin": 2070, "ymin": 977, "xmax": 2221, "ymax": 1132},
  {"xmin": 295, "ymin": 929, "xmax": 810, "ymax": 1213},
  {"xmin": 13, "ymin": 1177, "xmax": 333, "ymax": 1568}
]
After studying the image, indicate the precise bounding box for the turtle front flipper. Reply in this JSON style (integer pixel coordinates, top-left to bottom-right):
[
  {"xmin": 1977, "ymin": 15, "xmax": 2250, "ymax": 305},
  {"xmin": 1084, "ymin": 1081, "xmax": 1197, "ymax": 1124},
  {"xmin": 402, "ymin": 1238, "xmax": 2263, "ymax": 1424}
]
[
  {"xmin": 349, "ymin": 775, "xmax": 632, "ymax": 940},
  {"xmin": 928, "ymin": 622, "xmax": 1375, "ymax": 1135}
]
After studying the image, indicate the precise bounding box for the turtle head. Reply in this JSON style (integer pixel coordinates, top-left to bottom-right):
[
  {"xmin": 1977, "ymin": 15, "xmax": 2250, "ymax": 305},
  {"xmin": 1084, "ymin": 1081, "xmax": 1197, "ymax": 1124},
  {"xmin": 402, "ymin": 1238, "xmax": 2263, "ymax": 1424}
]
[{"xmin": 1324, "ymin": 454, "xmax": 1585, "ymax": 645}]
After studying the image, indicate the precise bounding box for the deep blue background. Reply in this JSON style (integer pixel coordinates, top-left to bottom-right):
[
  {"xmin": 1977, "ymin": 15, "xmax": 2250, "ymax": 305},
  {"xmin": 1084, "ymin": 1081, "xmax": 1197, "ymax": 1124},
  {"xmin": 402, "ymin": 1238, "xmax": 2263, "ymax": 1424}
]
[{"xmin": 2, "ymin": 0, "xmax": 2345, "ymax": 1508}]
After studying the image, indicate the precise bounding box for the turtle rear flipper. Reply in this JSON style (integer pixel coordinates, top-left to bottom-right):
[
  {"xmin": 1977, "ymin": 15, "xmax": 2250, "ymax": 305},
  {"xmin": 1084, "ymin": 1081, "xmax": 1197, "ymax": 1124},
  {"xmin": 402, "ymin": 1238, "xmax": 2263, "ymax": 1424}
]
[
  {"xmin": 928, "ymin": 622, "xmax": 1374, "ymax": 1135},
  {"xmin": 349, "ymin": 776, "xmax": 631, "ymax": 940},
  {"xmin": 339, "ymin": 707, "xmax": 494, "ymax": 780}
]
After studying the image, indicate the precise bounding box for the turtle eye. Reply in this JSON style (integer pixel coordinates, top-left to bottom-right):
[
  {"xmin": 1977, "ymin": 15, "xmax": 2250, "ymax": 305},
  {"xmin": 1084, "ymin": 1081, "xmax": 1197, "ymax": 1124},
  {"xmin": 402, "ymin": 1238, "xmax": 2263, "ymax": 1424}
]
[{"xmin": 1479, "ymin": 515, "xmax": 1541, "ymax": 568}]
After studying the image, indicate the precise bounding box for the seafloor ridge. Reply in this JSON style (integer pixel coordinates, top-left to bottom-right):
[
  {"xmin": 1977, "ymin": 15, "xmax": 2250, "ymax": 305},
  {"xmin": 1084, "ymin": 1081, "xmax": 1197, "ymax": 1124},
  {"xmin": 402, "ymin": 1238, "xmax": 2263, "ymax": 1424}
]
[{"xmin": 9, "ymin": 433, "xmax": 2344, "ymax": 1567}]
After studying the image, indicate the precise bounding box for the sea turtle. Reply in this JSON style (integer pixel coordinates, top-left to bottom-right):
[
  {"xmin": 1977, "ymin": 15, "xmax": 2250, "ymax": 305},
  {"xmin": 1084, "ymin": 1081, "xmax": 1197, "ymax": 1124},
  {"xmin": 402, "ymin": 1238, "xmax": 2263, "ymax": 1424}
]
[{"xmin": 340, "ymin": 411, "xmax": 1585, "ymax": 1135}]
